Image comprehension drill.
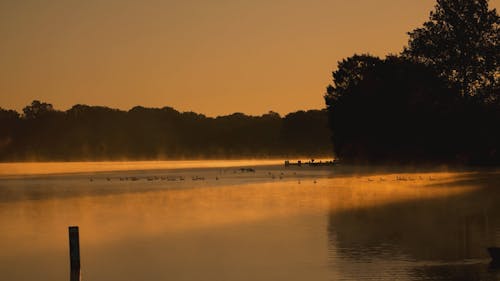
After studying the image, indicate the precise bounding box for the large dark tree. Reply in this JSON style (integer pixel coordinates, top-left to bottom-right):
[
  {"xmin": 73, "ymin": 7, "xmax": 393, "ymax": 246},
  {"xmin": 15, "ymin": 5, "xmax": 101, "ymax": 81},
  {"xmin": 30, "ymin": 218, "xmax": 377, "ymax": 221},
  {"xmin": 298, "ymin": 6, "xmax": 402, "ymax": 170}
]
[
  {"xmin": 404, "ymin": 0, "xmax": 499, "ymax": 102},
  {"xmin": 325, "ymin": 55, "xmax": 381, "ymax": 102},
  {"xmin": 324, "ymin": 1, "xmax": 500, "ymax": 164},
  {"xmin": 325, "ymin": 55, "xmax": 462, "ymax": 163}
]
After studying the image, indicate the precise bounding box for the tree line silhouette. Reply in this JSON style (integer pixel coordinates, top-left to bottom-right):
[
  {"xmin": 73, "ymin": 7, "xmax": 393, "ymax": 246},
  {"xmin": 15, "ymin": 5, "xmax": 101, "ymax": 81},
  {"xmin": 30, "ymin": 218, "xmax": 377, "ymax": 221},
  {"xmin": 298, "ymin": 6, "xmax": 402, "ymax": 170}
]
[
  {"xmin": 2, "ymin": 0, "xmax": 498, "ymax": 164},
  {"xmin": 0, "ymin": 101, "xmax": 332, "ymax": 161},
  {"xmin": 325, "ymin": 0, "xmax": 499, "ymax": 165}
]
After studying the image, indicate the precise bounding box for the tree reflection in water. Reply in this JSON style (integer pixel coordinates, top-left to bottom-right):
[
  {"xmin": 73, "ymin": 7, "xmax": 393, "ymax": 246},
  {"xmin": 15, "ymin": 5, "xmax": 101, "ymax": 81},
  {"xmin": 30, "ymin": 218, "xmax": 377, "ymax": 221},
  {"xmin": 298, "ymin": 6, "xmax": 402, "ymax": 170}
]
[{"xmin": 328, "ymin": 172, "xmax": 500, "ymax": 281}]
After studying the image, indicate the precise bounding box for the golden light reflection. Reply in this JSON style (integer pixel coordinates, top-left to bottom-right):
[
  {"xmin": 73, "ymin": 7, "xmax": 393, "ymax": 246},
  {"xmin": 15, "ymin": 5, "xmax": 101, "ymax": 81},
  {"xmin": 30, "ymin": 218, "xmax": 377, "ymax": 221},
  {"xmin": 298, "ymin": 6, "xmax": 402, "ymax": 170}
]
[{"xmin": 0, "ymin": 171, "xmax": 477, "ymax": 257}]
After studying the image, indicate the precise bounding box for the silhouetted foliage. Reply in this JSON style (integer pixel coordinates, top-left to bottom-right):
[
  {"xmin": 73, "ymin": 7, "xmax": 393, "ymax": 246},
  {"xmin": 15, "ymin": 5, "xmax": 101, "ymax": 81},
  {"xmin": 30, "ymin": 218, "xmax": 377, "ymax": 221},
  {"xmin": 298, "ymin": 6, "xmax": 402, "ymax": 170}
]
[
  {"xmin": 22, "ymin": 100, "xmax": 55, "ymax": 119},
  {"xmin": 0, "ymin": 108, "xmax": 20, "ymax": 159},
  {"xmin": 0, "ymin": 103, "xmax": 331, "ymax": 161},
  {"xmin": 326, "ymin": 55, "xmax": 467, "ymax": 163},
  {"xmin": 325, "ymin": 0, "xmax": 500, "ymax": 165},
  {"xmin": 281, "ymin": 110, "xmax": 331, "ymax": 157},
  {"xmin": 325, "ymin": 54, "xmax": 499, "ymax": 164},
  {"xmin": 404, "ymin": 0, "xmax": 499, "ymax": 102}
]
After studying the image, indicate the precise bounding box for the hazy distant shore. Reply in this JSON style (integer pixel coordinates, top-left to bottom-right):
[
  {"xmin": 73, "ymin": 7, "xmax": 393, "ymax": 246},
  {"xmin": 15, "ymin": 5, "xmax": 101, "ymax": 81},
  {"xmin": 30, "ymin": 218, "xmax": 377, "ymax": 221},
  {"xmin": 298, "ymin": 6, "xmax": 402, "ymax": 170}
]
[{"xmin": 0, "ymin": 103, "xmax": 332, "ymax": 162}]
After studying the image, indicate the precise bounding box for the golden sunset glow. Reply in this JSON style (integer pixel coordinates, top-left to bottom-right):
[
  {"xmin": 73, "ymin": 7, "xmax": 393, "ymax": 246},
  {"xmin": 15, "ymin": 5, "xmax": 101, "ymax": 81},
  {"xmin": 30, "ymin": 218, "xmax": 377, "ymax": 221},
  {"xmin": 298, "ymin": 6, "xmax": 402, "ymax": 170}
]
[
  {"xmin": 1, "ymin": 1, "xmax": 500, "ymax": 280},
  {"xmin": 3, "ymin": 0, "xmax": 497, "ymax": 116}
]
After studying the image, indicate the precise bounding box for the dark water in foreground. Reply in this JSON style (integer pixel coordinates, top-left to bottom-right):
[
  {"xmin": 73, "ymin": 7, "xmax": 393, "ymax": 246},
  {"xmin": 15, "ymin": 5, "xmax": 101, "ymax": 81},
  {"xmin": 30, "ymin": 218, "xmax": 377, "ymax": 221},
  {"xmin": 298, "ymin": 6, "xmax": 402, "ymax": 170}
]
[{"xmin": 0, "ymin": 162, "xmax": 499, "ymax": 281}]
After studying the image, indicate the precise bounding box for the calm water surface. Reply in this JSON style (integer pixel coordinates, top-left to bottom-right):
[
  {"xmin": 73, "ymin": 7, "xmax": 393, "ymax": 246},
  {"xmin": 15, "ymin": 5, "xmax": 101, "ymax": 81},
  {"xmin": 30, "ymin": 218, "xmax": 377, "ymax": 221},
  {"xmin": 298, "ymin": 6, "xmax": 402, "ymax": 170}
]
[{"xmin": 0, "ymin": 161, "xmax": 499, "ymax": 281}]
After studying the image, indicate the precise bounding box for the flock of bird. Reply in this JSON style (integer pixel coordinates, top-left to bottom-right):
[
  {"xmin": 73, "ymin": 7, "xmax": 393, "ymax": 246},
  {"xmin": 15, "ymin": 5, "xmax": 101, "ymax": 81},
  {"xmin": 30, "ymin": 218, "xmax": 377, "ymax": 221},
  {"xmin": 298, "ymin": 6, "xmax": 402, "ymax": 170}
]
[
  {"xmin": 88, "ymin": 168, "xmax": 319, "ymax": 184},
  {"xmin": 363, "ymin": 175, "xmax": 437, "ymax": 182},
  {"xmin": 90, "ymin": 175, "xmax": 197, "ymax": 182},
  {"xmin": 89, "ymin": 169, "xmax": 438, "ymax": 185}
]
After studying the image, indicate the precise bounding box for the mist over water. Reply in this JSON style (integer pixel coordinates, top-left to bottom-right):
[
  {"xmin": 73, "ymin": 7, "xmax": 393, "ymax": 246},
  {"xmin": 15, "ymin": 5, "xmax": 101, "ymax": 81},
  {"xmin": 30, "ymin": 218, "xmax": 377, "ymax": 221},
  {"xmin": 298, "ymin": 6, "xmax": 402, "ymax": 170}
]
[
  {"xmin": 0, "ymin": 160, "xmax": 284, "ymax": 177},
  {"xmin": 0, "ymin": 161, "xmax": 499, "ymax": 281}
]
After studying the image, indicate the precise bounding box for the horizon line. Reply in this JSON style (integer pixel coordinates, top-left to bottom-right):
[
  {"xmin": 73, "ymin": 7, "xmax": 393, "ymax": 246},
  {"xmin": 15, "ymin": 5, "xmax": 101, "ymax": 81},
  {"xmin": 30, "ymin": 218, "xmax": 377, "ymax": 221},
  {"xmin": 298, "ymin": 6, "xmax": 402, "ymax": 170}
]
[{"xmin": 2, "ymin": 101, "xmax": 327, "ymax": 118}]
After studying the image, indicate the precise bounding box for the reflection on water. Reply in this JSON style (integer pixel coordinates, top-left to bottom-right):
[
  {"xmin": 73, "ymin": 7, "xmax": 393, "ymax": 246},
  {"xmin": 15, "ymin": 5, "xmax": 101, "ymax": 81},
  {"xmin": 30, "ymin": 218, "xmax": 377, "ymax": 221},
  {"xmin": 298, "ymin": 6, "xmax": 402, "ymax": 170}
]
[
  {"xmin": 328, "ymin": 171, "xmax": 500, "ymax": 281},
  {"xmin": 0, "ymin": 163, "xmax": 499, "ymax": 281}
]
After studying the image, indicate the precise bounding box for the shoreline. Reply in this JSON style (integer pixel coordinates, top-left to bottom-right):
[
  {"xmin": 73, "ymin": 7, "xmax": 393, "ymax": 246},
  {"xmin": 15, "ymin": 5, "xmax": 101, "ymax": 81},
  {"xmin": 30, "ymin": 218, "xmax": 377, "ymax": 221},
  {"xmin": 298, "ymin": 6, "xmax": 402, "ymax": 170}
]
[{"xmin": 1, "ymin": 159, "xmax": 498, "ymax": 180}]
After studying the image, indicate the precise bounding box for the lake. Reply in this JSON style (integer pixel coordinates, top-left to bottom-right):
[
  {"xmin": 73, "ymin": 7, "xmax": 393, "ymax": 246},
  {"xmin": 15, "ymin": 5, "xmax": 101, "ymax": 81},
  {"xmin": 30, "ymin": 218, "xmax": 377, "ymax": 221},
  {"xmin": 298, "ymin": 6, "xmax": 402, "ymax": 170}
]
[{"xmin": 0, "ymin": 161, "xmax": 499, "ymax": 281}]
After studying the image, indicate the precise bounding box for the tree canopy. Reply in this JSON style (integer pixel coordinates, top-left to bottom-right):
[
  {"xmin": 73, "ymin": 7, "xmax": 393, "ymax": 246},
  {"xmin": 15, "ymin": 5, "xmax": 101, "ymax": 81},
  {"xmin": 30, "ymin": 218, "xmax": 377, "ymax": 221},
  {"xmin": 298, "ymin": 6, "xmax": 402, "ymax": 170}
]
[
  {"xmin": 404, "ymin": 0, "xmax": 499, "ymax": 102},
  {"xmin": 325, "ymin": 55, "xmax": 465, "ymax": 163},
  {"xmin": 0, "ymin": 102, "xmax": 332, "ymax": 161},
  {"xmin": 325, "ymin": 0, "xmax": 500, "ymax": 164}
]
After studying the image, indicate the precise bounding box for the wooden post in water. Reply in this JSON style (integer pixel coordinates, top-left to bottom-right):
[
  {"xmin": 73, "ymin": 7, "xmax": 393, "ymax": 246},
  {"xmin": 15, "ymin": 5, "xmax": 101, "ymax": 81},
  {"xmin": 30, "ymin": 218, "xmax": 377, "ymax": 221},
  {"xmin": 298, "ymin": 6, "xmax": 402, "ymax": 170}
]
[{"xmin": 68, "ymin": 226, "xmax": 81, "ymax": 281}]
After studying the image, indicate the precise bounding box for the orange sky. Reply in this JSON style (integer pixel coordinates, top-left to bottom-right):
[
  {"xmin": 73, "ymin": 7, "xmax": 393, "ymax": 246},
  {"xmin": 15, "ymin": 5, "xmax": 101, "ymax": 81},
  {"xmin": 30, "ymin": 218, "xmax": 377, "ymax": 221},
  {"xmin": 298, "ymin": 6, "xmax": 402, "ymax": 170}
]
[{"xmin": 1, "ymin": 0, "xmax": 498, "ymax": 117}]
